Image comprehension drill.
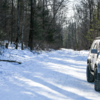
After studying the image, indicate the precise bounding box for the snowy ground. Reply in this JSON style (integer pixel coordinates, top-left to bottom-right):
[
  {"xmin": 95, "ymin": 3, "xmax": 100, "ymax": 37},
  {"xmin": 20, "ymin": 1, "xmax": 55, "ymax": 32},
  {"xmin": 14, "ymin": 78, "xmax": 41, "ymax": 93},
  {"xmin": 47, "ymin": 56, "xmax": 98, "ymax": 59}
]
[{"xmin": 0, "ymin": 48, "xmax": 100, "ymax": 100}]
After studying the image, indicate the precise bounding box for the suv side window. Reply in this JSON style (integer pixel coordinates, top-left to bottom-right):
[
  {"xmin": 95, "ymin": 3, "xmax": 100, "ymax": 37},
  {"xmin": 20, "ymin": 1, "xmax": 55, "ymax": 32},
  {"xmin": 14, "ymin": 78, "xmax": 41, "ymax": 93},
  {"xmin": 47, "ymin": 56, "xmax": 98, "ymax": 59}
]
[
  {"xmin": 99, "ymin": 42, "xmax": 100, "ymax": 52},
  {"xmin": 93, "ymin": 43, "xmax": 99, "ymax": 52},
  {"xmin": 93, "ymin": 44, "xmax": 97, "ymax": 49},
  {"xmin": 91, "ymin": 41, "xmax": 95, "ymax": 49}
]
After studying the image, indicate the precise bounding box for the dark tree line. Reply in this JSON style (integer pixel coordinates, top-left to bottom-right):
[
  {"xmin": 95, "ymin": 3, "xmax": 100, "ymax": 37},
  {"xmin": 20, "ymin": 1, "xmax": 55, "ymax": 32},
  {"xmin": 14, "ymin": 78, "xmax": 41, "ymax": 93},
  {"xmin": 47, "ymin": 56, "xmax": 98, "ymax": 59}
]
[{"xmin": 0, "ymin": 0, "xmax": 68, "ymax": 50}]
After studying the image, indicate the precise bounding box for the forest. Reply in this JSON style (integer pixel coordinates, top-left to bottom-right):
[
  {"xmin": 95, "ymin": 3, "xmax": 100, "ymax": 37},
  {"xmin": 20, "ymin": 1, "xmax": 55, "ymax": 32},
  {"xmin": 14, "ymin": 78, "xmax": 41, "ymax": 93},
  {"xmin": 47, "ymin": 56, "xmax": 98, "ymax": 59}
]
[
  {"xmin": 63, "ymin": 0, "xmax": 100, "ymax": 50},
  {"xmin": 0, "ymin": 0, "xmax": 100, "ymax": 50}
]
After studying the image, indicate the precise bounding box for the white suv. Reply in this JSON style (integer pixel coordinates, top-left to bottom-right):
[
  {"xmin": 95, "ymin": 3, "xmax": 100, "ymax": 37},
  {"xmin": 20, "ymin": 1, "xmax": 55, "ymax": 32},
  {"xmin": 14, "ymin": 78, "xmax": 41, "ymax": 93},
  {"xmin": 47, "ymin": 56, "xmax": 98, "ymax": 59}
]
[{"xmin": 87, "ymin": 37, "xmax": 100, "ymax": 91}]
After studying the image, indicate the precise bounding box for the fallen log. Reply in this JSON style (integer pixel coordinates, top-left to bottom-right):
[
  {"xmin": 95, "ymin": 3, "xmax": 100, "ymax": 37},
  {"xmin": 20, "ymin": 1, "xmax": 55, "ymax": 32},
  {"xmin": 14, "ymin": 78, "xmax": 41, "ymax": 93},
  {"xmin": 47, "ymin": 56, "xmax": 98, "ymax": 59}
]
[{"xmin": 0, "ymin": 60, "xmax": 21, "ymax": 64}]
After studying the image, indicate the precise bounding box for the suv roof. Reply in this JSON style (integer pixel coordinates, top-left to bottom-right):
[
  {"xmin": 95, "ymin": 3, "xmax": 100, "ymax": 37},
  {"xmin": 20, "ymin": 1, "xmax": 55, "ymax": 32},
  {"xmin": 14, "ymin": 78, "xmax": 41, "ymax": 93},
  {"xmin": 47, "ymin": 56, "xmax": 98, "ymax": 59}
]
[{"xmin": 95, "ymin": 37, "xmax": 100, "ymax": 40}]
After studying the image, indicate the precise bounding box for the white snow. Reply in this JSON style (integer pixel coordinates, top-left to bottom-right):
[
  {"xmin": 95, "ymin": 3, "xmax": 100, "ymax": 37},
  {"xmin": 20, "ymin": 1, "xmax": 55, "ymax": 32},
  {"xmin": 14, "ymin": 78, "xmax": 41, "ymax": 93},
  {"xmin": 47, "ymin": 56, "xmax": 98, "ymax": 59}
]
[{"xmin": 0, "ymin": 48, "xmax": 100, "ymax": 100}]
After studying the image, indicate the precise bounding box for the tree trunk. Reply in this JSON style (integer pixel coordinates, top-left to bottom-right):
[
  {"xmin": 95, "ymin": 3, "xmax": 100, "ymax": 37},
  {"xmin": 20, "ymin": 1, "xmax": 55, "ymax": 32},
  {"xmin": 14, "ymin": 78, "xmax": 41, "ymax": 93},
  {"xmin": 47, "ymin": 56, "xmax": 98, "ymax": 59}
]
[
  {"xmin": 11, "ymin": 0, "xmax": 13, "ymax": 44},
  {"xmin": 43, "ymin": 0, "xmax": 45, "ymax": 30},
  {"xmin": 16, "ymin": 0, "xmax": 20, "ymax": 49},
  {"xmin": 28, "ymin": 0, "xmax": 34, "ymax": 50},
  {"xmin": 53, "ymin": 0, "xmax": 56, "ymax": 30}
]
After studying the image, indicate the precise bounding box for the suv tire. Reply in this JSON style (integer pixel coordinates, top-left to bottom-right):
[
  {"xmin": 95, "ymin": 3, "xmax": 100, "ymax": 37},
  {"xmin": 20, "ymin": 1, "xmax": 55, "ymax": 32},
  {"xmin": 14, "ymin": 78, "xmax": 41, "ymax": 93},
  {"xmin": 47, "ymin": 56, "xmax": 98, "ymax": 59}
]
[
  {"xmin": 94, "ymin": 67, "xmax": 100, "ymax": 91},
  {"xmin": 86, "ymin": 64, "xmax": 94, "ymax": 82}
]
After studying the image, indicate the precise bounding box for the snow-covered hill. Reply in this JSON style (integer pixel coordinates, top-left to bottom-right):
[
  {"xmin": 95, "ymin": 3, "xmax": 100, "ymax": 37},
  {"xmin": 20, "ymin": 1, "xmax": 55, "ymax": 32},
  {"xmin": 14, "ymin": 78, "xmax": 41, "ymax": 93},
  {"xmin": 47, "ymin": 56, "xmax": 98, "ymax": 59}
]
[{"xmin": 0, "ymin": 48, "xmax": 100, "ymax": 100}]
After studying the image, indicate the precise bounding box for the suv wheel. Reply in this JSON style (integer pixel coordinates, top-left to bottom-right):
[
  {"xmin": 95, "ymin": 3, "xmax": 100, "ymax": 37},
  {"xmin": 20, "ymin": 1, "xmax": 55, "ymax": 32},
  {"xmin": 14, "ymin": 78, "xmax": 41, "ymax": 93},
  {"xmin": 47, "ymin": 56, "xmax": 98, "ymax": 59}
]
[
  {"xmin": 86, "ymin": 64, "xmax": 94, "ymax": 82},
  {"xmin": 94, "ymin": 67, "xmax": 100, "ymax": 91}
]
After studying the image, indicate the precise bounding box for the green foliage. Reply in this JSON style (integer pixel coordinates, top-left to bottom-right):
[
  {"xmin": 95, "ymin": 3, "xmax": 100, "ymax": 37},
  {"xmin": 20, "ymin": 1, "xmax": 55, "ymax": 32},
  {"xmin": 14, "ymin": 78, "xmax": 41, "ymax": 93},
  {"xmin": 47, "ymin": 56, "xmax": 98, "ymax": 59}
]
[
  {"xmin": 46, "ymin": 29, "xmax": 54, "ymax": 42},
  {"xmin": 2, "ymin": 0, "xmax": 9, "ymax": 9},
  {"xmin": 0, "ymin": 0, "xmax": 63, "ymax": 50},
  {"xmin": 31, "ymin": 2, "xmax": 62, "ymax": 48},
  {"xmin": 0, "ymin": 31, "xmax": 3, "ymax": 38},
  {"xmin": 90, "ymin": 29, "xmax": 94, "ymax": 32},
  {"xmin": 85, "ymin": 2, "xmax": 100, "ymax": 45}
]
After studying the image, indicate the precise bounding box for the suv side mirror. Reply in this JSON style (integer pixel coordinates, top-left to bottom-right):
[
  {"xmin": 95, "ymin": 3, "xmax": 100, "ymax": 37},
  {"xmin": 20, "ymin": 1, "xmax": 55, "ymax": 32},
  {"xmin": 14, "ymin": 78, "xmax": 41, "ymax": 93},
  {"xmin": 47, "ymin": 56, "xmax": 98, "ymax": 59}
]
[{"xmin": 91, "ymin": 49, "xmax": 97, "ymax": 54}]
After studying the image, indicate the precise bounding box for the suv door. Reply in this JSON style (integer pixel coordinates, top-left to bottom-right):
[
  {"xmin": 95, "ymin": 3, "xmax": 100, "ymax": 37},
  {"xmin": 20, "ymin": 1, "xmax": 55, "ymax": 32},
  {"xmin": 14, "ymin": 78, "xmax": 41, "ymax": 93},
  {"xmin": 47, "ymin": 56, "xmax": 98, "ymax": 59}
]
[
  {"xmin": 91, "ymin": 43, "xmax": 98, "ymax": 70},
  {"xmin": 88, "ymin": 41, "xmax": 95, "ymax": 70}
]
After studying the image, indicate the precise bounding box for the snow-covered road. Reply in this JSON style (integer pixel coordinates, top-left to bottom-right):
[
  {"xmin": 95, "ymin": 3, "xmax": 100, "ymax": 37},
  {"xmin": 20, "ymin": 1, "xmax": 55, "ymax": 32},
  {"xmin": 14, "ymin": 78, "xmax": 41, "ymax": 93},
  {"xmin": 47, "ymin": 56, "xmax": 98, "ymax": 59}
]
[{"xmin": 0, "ymin": 49, "xmax": 100, "ymax": 100}]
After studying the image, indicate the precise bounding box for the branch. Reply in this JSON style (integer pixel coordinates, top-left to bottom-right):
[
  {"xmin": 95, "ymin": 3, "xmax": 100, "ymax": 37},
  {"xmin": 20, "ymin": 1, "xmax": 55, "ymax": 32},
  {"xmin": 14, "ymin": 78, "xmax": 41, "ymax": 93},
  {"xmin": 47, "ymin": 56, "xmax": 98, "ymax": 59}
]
[
  {"xmin": 48, "ymin": 0, "xmax": 65, "ymax": 30},
  {"xmin": 0, "ymin": 60, "xmax": 21, "ymax": 64}
]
